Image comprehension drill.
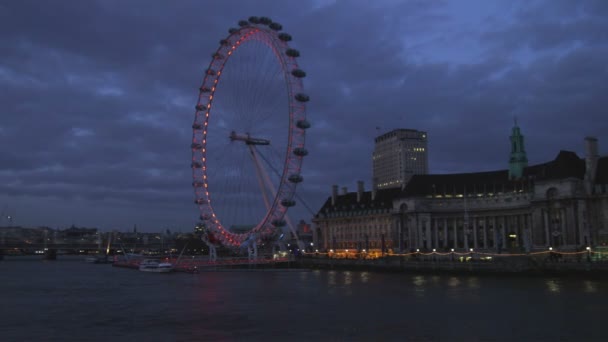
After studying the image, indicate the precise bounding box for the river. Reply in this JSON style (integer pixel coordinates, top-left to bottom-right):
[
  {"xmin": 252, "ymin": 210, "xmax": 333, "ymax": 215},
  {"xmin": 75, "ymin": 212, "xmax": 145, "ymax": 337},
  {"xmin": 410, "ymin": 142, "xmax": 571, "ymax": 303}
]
[{"xmin": 0, "ymin": 256, "xmax": 606, "ymax": 341}]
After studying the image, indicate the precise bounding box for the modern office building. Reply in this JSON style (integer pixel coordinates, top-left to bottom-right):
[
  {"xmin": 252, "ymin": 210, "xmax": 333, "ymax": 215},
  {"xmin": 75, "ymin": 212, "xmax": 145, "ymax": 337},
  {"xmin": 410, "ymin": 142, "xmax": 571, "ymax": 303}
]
[
  {"xmin": 314, "ymin": 124, "xmax": 608, "ymax": 253},
  {"xmin": 372, "ymin": 129, "xmax": 428, "ymax": 190}
]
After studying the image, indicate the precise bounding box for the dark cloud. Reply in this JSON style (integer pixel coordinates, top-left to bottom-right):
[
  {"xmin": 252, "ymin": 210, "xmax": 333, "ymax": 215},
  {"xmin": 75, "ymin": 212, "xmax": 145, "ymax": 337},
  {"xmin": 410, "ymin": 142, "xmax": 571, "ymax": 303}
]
[{"xmin": 1, "ymin": 0, "xmax": 606, "ymax": 231}]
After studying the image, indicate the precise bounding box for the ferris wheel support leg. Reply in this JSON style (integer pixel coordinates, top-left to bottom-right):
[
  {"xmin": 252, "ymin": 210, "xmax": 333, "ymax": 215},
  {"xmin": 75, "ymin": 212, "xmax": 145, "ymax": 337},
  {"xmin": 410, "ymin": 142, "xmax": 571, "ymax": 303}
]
[
  {"xmin": 250, "ymin": 146, "xmax": 304, "ymax": 249},
  {"xmin": 248, "ymin": 240, "xmax": 258, "ymax": 261},
  {"xmin": 248, "ymin": 145, "xmax": 272, "ymax": 211},
  {"xmin": 202, "ymin": 237, "xmax": 217, "ymax": 262},
  {"xmin": 209, "ymin": 245, "xmax": 217, "ymax": 262}
]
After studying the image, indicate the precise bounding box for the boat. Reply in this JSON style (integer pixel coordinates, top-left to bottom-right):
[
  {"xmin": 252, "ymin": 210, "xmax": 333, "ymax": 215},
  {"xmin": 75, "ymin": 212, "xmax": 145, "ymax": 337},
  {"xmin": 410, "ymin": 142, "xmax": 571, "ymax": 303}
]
[
  {"xmin": 85, "ymin": 255, "xmax": 110, "ymax": 264},
  {"xmin": 138, "ymin": 259, "xmax": 174, "ymax": 273}
]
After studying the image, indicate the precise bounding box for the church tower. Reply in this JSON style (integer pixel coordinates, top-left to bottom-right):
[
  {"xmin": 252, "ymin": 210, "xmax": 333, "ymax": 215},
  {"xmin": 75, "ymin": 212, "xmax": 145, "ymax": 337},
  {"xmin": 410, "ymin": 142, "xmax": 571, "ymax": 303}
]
[{"xmin": 508, "ymin": 120, "xmax": 528, "ymax": 180}]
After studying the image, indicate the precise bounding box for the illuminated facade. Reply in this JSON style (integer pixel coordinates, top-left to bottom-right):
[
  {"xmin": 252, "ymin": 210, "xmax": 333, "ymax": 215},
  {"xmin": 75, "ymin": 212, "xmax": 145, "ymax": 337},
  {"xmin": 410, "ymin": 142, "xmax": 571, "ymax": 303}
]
[
  {"xmin": 315, "ymin": 129, "xmax": 608, "ymax": 253},
  {"xmin": 373, "ymin": 129, "xmax": 428, "ymax": 190}
]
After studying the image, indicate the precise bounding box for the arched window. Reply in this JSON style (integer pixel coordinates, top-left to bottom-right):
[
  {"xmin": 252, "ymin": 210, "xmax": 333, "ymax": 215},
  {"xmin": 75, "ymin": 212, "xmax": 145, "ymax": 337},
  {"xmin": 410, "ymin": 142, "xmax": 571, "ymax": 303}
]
[{"xmin": 546, "ymin": 187, "xmax": 558, "ymax": 200}]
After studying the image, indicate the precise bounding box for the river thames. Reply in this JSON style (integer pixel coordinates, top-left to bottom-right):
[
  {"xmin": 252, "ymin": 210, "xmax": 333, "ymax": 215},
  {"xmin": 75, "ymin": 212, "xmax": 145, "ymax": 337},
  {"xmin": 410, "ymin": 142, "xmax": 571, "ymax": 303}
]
[{"xmin": 1, "ymin": 256, "xmax": 606, "ymax": 341}]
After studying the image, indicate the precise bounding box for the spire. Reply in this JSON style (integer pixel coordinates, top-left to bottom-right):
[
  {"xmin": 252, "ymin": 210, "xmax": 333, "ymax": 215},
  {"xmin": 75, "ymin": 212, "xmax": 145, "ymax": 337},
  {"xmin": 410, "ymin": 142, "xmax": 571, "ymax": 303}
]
[{"xmin": 508, "ymin": 121, "xmax": 528, "ymax": 180}]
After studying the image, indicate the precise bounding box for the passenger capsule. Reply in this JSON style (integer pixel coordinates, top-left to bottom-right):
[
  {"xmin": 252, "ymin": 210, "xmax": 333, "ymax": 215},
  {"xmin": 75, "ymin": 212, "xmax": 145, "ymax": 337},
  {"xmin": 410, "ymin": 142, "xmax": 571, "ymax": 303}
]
[
  {"xmin": 293, "ymin": 147, "xmax": 308, "ymax": 157},
  {"xmin": 191, "ymin": 162, "xmax": 203, "ymax": 168},
  {"xmin": 281, "ymin": 199, "xmax": 296, "ymax": 207},
  {"xmin": 194, "ymin": 198, "xmax": 208, "ymax": 205},
  {"xmin": 206, "ymin": 69, "xmax": 217, "ymax": 75},
  {"xmin": 296, "ymin": 120, "xmax": 310, "ymax": 129},
  {"xmin": 199, "ymin": 86, "xmax": 210, "ymax": 93},
  {"xmin": 285, "ymin": 48, "xmax": 300, "ymax": 57},
  {"xmin": 195, "ymin": 104, "xmax": 207, "ymax": 111},
  {"xmin": 212, "ymin": 52, "xmax": 224, "ymax": 59},
  {"xmin": 238, "ymin": 20, "xmax": 249, "ymax": 27},
  {"xmin": 191, "ymin": 143, "xmax": 202, "ymax": 149},
  {"xmin": 291, "ymin": 69, "xmax": 306, "ymax": 78},
  {"xmin": 259, "ymin": 17, "xmax": 272, "ymax": 25},
  {"xmin": 192, "ymin": 181, "xmax": 205, "ymax": 188},
  {"xmin": 248, "ymin": 16, "xmax": 260, "ymax": 24},
  {"xmin": 288, "ymin": 174, "xmax": 303, "ymax": 183},
  {"xmin": 192, "ymin": 123, "xmax": 202, "ymax": 130},
  {"xmin": 278, "ymin": 33, "xmax": 292, "ymax": 42},
  {"xmin": 269, "ymin": 22, "xmax": 282, "ymax": 31},
  {"xmin": 228, "ymin": 28, "xmax": 239, "ymax": 34},
  {"xmin": 272, "ymin": 219, "xmax": 286, "ymax": 227},
  {"xmin": 220, "ymin": 39, "xmax": 229, "ymax": 45},
  {"xmin": 295, "ymin": 93, "xmax": 309, "ymax": 102}
]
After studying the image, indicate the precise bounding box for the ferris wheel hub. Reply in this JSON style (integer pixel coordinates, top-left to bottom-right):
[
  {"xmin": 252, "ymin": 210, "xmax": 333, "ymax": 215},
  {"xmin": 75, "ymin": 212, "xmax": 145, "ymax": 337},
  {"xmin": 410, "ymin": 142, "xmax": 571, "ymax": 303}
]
[{"xmin": 229, "ymin": 130, "xmax": 270, "ymax": 145}]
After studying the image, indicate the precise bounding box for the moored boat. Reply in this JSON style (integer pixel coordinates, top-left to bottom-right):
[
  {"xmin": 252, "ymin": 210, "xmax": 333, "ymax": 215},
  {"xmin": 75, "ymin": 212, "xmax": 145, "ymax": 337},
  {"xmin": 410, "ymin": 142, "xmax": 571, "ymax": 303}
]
[
  {"xmin": 138, "ymin": 259, "xmax": 174, "ymax": 273},
  {"xmin": 85, "ymin": 255, "xmax": 110, "ymax": 264}
]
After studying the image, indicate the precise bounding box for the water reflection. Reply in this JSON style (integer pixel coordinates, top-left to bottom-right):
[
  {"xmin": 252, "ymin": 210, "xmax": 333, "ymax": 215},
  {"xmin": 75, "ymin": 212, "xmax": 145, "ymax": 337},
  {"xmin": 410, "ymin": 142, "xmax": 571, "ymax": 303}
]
[
  {"xmin": 344, "ymin": 271, "xmax": 352, "ymax": 286},
  {"xmin": 328, "ymin": 270, "xmax": 336, "ymax": 286},
  {"xmin": 467, "ymin": 277, "xmax": 480, "ymax": 289},
  {"xmin": 546, "ymin": 279, "xmax": 561, "ymax": 293},
  {"xmin": 583, "ymin": 280, "xmax": 597, "ymax": 293},
  {"xmin": 412, "ymin": 275, "xmax": 426, "ymax": 297},
  {"xmin": 360, "ymin": 271, "xmax": 370, "ymax": 283},
  {"xmin": 447, "ymin": 277, "xmax": 461, "ymax": 287}
]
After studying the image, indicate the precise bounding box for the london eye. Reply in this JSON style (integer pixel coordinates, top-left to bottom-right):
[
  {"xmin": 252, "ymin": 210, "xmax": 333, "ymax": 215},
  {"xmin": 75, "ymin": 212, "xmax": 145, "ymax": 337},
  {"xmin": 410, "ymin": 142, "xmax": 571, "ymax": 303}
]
[{"xmin": 191, "ymin": 17, "xmax": 310, "ymax": 249}]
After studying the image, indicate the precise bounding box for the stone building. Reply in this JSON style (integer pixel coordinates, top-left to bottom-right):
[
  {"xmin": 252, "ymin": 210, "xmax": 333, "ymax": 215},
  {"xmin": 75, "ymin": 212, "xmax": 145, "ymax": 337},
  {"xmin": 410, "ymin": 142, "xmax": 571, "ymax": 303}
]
[
  {"xmin": 313, "ymin": 182, "xmax": 400, "ymax": 253},
  {"xmin": 314, "ymin": 125, "xmax": 607, "ymax": 253}
]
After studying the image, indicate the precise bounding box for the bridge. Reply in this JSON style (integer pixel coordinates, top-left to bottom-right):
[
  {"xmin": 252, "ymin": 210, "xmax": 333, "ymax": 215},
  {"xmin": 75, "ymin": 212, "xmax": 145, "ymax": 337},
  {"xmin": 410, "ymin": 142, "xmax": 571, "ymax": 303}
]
[{"xmin": 0, "ymin": 239, "xmax": 175, "ymax": 260}]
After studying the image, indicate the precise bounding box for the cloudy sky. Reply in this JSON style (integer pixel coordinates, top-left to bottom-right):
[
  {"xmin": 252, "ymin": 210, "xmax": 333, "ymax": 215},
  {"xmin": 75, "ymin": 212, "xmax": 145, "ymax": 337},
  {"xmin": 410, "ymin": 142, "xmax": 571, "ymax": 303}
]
[{"xmin": 1, "ymin": 0, "xmax": 607, "ymax": 232}]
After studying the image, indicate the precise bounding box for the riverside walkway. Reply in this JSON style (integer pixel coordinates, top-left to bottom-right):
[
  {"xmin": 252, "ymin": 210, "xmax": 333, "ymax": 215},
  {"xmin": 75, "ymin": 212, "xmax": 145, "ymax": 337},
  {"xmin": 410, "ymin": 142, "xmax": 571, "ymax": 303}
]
[{"xmin": 113, "ymin": 256, "xmax": 291, "ymax": 273}]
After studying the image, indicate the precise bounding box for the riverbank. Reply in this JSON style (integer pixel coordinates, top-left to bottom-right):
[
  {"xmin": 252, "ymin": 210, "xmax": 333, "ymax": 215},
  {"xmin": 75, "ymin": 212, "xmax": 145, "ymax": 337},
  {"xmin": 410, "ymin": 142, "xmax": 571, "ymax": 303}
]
[{"xmin": 294, "ymin": 256, "xmax": 608, "ymax": 277}]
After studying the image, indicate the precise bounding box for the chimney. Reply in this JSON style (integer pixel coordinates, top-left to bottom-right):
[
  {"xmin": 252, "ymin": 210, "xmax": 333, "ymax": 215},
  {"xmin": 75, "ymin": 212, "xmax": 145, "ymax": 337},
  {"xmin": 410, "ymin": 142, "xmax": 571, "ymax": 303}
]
[
  {"xmin": 585, "ymin": 136, "xmax": 599, "ymax": 187},
  {"xmin": 331, "ymin": 185, "xmax": 338, "ymax": 206},
  {"xmin": 357, "ymin": 181, "xmax": 364, "ymax": 203},
  {"xmin": 341, "ymin": 187, "xmax": 348, "ymax": 195}
]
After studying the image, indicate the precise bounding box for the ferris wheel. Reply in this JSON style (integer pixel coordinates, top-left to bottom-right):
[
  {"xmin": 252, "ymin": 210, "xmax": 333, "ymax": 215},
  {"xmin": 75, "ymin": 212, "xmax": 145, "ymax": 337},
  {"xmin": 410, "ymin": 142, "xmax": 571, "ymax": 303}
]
[{"xmin": 191, "ymin": 17, "xmax": 310, "ymax": 249}]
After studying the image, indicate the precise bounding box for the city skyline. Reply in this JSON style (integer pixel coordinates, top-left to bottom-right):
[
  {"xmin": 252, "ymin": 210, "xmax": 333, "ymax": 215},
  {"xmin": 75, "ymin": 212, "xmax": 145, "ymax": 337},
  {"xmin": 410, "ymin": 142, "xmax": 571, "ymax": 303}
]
[{"xmin": 1, "ymin": 0, "xmax": 607, "ymax": 231}]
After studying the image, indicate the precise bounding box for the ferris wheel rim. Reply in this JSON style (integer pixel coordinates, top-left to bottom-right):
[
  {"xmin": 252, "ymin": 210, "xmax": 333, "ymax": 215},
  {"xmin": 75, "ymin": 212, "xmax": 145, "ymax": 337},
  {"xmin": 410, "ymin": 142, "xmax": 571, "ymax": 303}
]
[{"xmin": 191, "ymin": 18, "xmax": 308, "ymax": 248}]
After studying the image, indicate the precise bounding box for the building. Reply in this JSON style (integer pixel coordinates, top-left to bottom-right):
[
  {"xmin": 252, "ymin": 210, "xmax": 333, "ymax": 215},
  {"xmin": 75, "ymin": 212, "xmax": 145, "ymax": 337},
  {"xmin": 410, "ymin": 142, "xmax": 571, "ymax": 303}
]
[
  {"xmin": 313, "ymin": 182, "xmax": 399, "ymax": 254},
  {"xmin": 372, "ymin": 129, "xmax": 428, "ymax": 190},
  {"xmin": 314, "ymin": 124, "xmax": 608, "ymax": 253}
]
